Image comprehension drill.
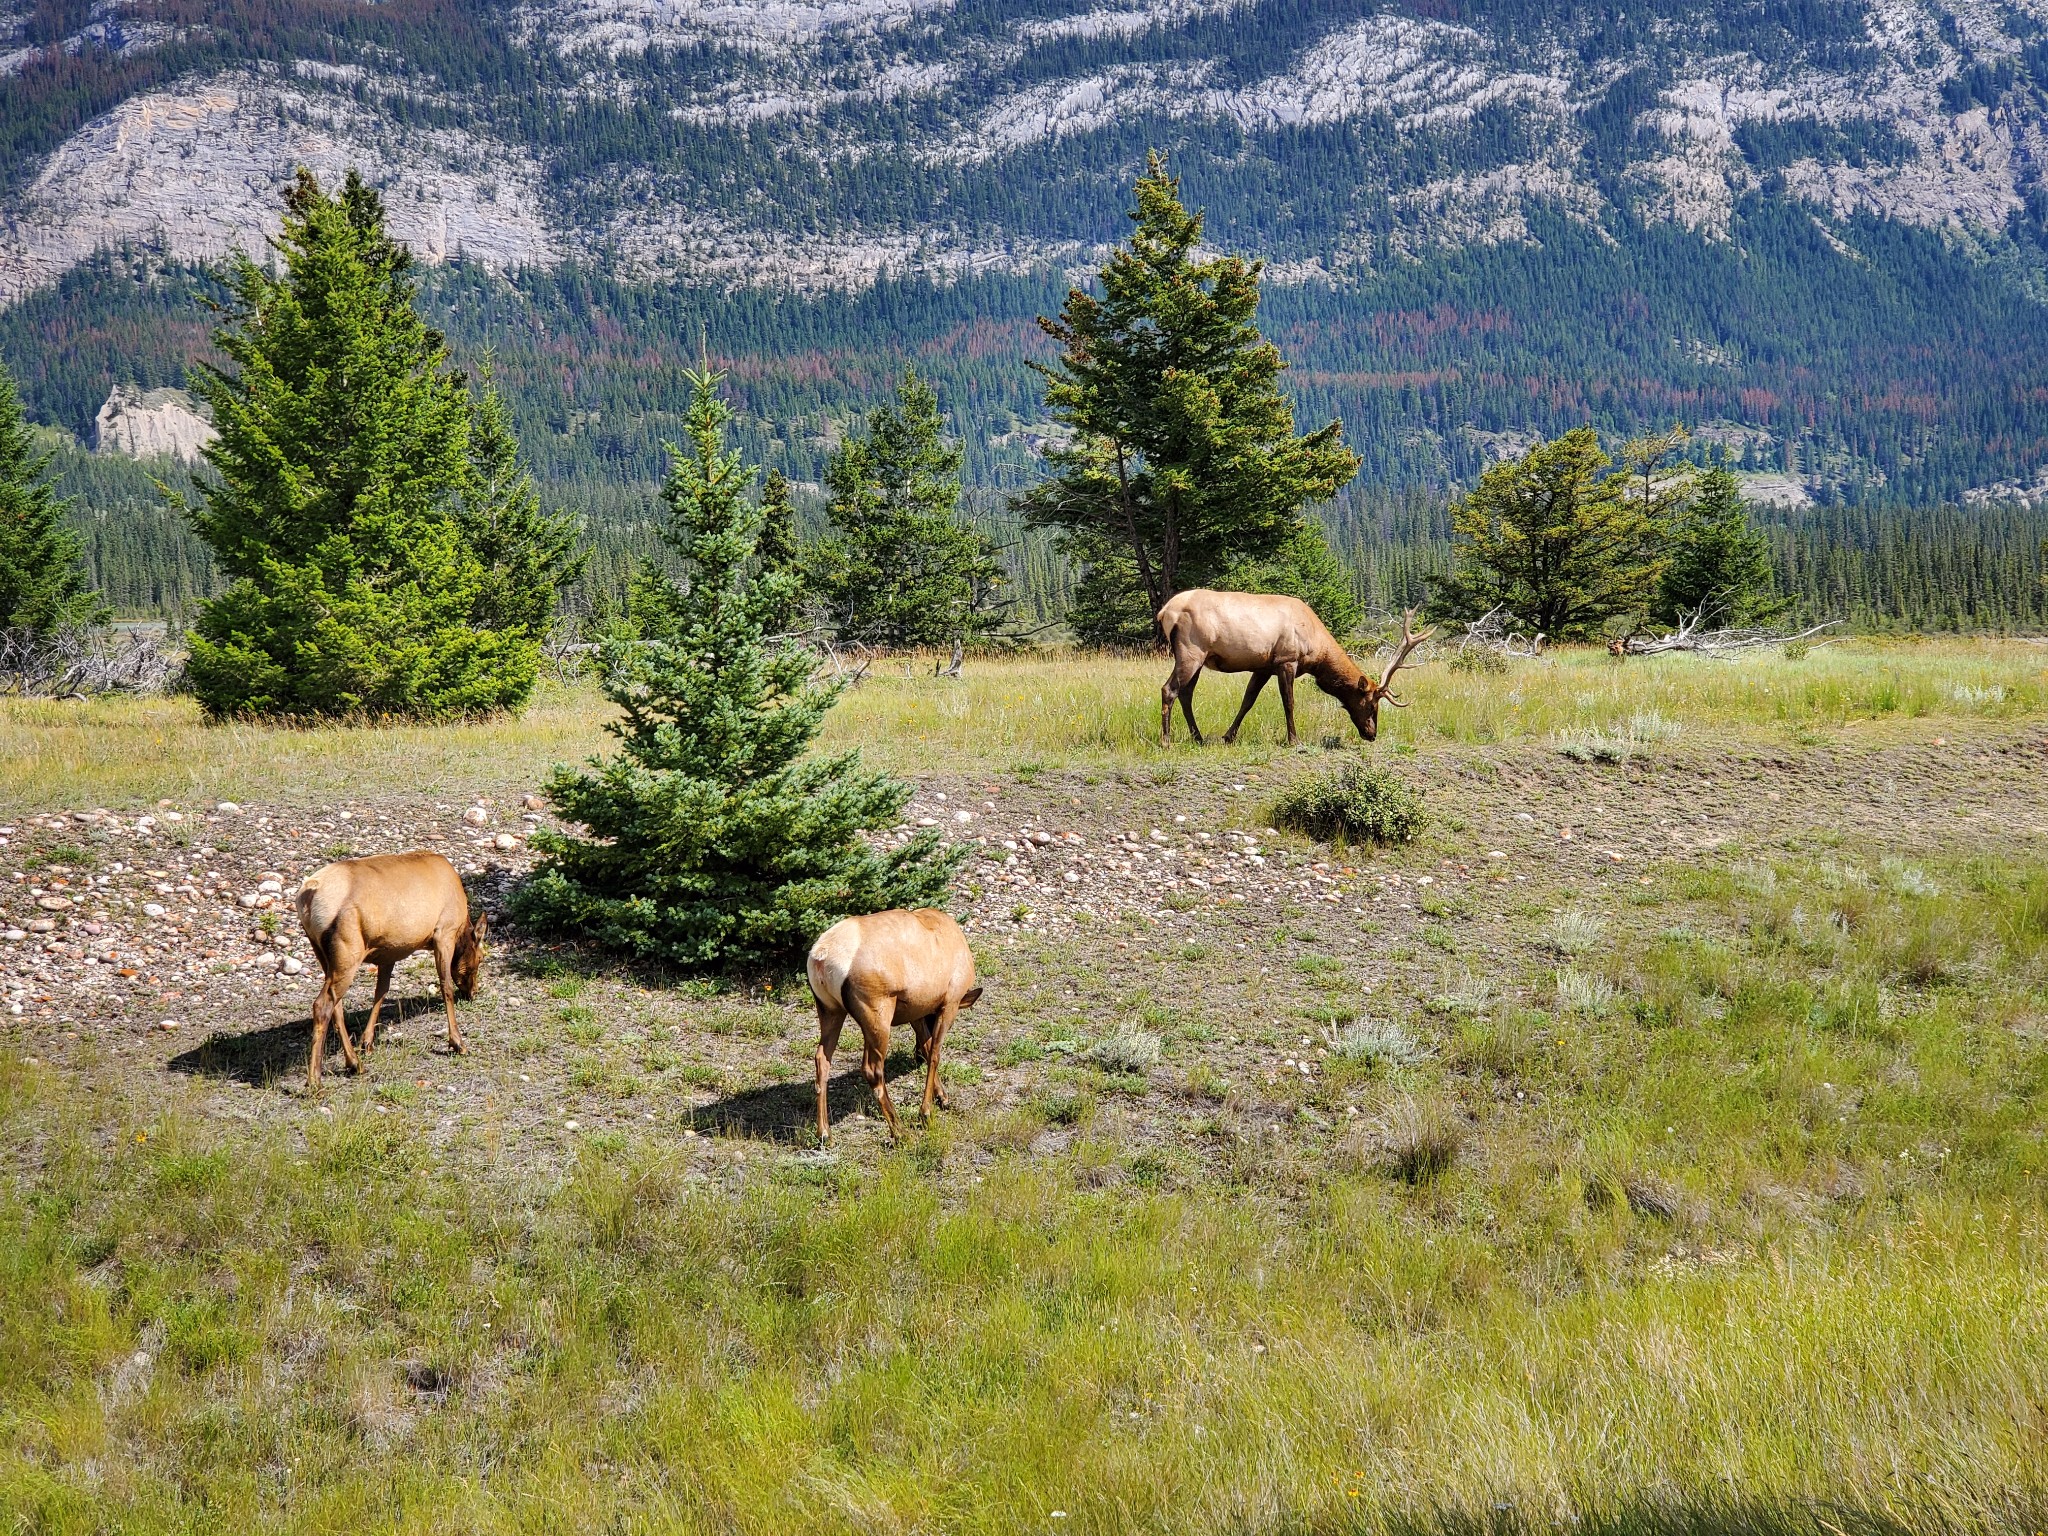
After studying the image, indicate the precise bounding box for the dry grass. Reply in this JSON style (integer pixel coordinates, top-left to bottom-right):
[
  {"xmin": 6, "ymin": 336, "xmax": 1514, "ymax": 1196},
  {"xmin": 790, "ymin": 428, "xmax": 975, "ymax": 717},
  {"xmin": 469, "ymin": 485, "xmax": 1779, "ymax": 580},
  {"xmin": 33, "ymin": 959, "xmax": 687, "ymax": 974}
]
[{"xmin": 3, "ymin": 638, "xmax": 2043, "ymax": 808}]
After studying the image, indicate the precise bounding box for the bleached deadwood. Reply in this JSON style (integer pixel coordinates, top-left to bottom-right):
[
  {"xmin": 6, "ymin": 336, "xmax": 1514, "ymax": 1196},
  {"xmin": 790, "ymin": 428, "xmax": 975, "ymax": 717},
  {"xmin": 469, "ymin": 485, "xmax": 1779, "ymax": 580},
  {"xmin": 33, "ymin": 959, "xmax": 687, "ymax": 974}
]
[
  {"xmin": 1455, "ymin": 607, "xmax": 1546, "ymax": 658},
  {"xmin": 1615, "ymin": 606, "xmax": 1840, "ymax": 657},
  {"xmin": 0, "ymin": 627, "xmax": 176, "ymax": 696}
]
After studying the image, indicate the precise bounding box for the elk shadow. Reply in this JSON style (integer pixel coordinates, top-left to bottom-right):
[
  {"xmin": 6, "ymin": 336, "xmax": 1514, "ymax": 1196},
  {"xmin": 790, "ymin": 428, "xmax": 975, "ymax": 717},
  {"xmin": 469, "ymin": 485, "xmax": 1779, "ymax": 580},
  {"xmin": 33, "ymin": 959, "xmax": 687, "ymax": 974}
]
[
  {"xmin": 167, "ymin": 1017, "xmax": 316, "ymax": 1087},
  {"xmin": 686, "ymin": 1051, "xmax": 928, "ymax": 1142},
  {"xmin": 167, "ymin": 1007, "xmax": 403, "ymax": 1089}
]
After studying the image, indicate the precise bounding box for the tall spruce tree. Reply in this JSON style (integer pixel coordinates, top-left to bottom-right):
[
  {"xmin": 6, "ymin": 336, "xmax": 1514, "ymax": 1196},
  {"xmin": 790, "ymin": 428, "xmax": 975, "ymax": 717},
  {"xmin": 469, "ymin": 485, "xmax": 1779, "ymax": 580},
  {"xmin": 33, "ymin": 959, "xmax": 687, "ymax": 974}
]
[
  {"xmin": 460, "ymin": 368, "xmax": 588, "ymax": 637},
  {"xmin": 183, "ymin": 168, "xmax": 552, "ymax": 718},
  {"xmin": 755, "ymin": 468, "xmax": 806, "ymax": 633},
  {"xmin": 0, "ymin": 361, "xmax": 106, "ymax": 634},
  {"xmin": 1020, "ymin": 153, "xmax": 1360, "ymax": 644},
  {"xmin": 1656, "ymin": 465, "xmax": 1786, "ymax": 626},
  {"xmin": 1433, "ymin": 428, "xmax": 1664, "ymax": 639},
  {"xmin": 512, "ymin": 369, "xmax": 963, "ymax": 971},
  {"xmin": 810, "ymin": 371, "xmax": 1005, "ymax": 649}
]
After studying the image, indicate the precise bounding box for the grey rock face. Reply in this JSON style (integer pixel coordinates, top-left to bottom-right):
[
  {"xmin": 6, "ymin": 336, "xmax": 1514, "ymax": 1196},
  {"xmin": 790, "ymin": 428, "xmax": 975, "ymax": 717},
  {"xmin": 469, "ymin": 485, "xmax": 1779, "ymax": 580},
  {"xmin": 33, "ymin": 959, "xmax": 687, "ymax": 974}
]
[{"xmin": 93, "ymin": 385, "xmax": 216, "ymax": 465}]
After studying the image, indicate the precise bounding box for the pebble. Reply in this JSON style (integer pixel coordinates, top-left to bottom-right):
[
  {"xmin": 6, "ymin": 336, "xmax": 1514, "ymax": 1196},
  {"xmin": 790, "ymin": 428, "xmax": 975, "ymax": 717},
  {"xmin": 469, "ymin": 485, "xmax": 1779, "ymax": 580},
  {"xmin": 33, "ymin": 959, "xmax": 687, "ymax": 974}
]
[
  {"xmin": 215, "ymin": 802, "xmax": 240, "ymax": 814},
  {"xmin": 522, "ymin": 794, "xmax": 546, "ymax": 811},
  {"xmin": 493, "ymin": 832, "xmax": 518, "ymax": 851},
  {"xmin": 143, "ymin": 903, "xmax": 167, "ymax": 918},
  {"xmin": 463, "ymin": 806, "xmax": 490, "ymax": 826},
  {"xmin": 36, "ymin": 895, "xmax": 72, "ymax": 911}
]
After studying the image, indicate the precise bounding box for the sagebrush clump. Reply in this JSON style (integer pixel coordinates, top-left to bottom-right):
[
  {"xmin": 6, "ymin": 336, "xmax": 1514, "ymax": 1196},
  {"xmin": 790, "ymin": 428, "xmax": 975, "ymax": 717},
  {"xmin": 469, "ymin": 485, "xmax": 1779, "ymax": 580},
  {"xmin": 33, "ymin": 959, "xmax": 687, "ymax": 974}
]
[{"xmin": 1272, "ymin": 761, "xmax": 1426, "ymax": 845}]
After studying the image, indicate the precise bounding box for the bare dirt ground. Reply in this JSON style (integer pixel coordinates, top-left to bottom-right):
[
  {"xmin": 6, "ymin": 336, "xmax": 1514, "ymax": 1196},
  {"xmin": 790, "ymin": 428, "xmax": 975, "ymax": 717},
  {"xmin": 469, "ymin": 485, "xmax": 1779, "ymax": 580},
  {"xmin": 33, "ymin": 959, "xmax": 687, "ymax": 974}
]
[{"xmin": 5, "ymin": 721, "xmax": 2044, "ymax": 1176}]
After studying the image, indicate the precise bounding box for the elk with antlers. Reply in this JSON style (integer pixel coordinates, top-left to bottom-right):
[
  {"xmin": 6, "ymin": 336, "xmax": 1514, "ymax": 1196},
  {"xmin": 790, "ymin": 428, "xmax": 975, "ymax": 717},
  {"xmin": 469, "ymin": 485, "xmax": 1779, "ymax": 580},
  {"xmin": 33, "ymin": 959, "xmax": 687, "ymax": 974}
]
[{"xmin": 1155, "ymin": 591, "xmax": 1433, "ymax": 747}]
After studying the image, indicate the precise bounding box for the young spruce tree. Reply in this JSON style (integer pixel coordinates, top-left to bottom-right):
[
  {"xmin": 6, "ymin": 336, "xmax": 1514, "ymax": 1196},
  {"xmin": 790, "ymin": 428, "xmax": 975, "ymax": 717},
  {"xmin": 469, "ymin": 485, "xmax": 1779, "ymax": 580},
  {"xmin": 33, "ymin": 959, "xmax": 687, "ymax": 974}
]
[
  {"xmin": 0, "ymin": 361, "xmax": 107, "ymax": 634},
  {"xmin": 1020, "ymin": 153, "xmax": 1360, "ymax": 644},
  {"xmin": 184, "ymin": 169, "xmax": 558, "ymax": 718},
  {"xmin": 513, "ymin": 369, "xmax": 963, "ymax": 971},
  {"xmin": 810, "ymin": 370, "xmax": 1005, "ymax": 649},
  {"xmin": 1656, "ymin": 464, "xmax": 1785, "ymax": 626},
  {"xmin": 1434, "ymin": 428, "xmax": 1664, "ymax": 639}
]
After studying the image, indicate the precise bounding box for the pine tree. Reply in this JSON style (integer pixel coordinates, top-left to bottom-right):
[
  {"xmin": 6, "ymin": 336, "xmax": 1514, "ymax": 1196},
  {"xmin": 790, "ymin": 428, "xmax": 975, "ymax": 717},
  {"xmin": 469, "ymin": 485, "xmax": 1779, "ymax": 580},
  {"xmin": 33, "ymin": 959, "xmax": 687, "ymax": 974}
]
[
  {"xmin": 1433, "ymin": 428, "xmax": 1664, "ymax": 639},
  {"xmin": 810, "ymin": 370, "xmax": 1005, "ymax": 649},
  {"xmin": 1020, "ymin": 153, "xmax": 1360, "ymax": 645},
  {"xmin": 0, "ymin": 361, "xmax": 106, "ymax": 634},
  {"xmin": 182, "ymin": 169, "xmax": 545, "ymax": 719},
  {"xmin": 460, "ymin": 368, "xmax": 587, "ymax": 637},
  {"xmin": 511, "ymin": 369, "xmax": 964, "ymax": 971},
  {"xmin": 1656, "ymin": 465, "xmax": 1786, "ymax": 625}
]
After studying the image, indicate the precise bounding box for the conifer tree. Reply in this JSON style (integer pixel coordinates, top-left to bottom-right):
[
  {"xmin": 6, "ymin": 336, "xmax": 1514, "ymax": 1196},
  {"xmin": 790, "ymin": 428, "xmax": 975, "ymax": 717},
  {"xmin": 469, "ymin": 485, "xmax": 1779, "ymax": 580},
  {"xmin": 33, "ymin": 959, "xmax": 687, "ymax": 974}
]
[
  {"xmin": 1433, "ymin": 428, "xmax": 1664, "ymax": 639},
  {"xmin": 1020, "ymin": 153, "xmax": 1360, "ymax": 644},
  {"xmin": 182, "ymin": 169, "xmax": 549, "ymax": 718},
  {"xmin": 810, "ymin": 370, "xmax": 1005, "ymax": 649},
  {"xmin": 754, "ymin": 468, "xmax": 808, "ymax": 635},
  {"xmin": 512, "ymin": 369, "xmax": 963, "ymax": 971},
  {"xmin": 1656, "ymin": 465, "xmax": 1786, "ymax": 625},
  {"xmin": 460, "ymin": 369, "xmax": 587, "ymax": 637},
  {"xmin": 0, "ymin": 361, "xmax": 106, "ymax": 634}
]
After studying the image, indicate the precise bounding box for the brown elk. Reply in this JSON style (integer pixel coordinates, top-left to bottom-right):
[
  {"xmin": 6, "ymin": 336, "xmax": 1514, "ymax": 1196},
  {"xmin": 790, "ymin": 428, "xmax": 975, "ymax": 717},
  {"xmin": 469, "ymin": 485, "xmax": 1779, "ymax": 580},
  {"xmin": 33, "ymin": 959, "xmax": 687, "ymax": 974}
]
[
  {"xmin": 296, "ymin": 851, "xmax": 484, "ymax": 1088},
  {"xmin": 1155, "ymin": 591, "xmax": 1434, "ymax": 747},
  {"xmin": 806, "ymin": 909, "xmax": 982, "ymax": 1142}
]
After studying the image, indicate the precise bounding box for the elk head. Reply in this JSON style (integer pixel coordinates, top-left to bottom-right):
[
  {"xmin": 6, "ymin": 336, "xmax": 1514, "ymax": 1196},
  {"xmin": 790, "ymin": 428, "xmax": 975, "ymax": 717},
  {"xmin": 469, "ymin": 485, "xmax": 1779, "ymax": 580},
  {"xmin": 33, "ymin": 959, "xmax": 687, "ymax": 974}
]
[
  {"xmin": 1344, "ymin": 608, "xmax": 1434, "ymax": 741},
  {"xmin": 454, "ymin": 911, "xmax": 487, "ymax": 1000}
]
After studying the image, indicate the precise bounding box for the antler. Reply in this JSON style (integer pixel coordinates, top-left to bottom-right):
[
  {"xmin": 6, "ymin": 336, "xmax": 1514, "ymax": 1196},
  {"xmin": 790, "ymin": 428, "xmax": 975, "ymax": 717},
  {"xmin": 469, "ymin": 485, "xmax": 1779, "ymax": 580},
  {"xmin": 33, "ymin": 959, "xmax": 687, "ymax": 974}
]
[{"xmin": 1374, "ymin": 608, "xmax": 1436, "ymax": 706}]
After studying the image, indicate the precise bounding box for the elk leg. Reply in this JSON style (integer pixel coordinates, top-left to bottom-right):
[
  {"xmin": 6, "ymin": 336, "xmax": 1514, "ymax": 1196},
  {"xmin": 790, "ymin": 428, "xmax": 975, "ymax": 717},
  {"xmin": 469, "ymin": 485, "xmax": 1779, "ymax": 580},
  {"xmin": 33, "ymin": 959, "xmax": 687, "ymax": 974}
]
[
  {"xmin": 1162, "ymin": 650, "xmax": 1205, "ymax": 746},
  {"xmin": 813, "ymin": 1001, "xmax": 846, "ymax": 1142},
  {"xmin": 1176, "ymin": 668, "xmax": 1204, "ymax": 744},
  {"xmin": 433, "ymin": 939, "xmax": 466, "ymax": 1055},
  {"xmin": 922, "ymin": 1001, "xmax": 960, "ymax": 1118},
  {"xmin": 360, "ymin": 962, "xmax": 395, "ymax": 1056},
  {"xmin": 910, "ymin": 1011, "xmax": 935, "ymax": 1065},
  {"xmin": 850, "ymin": 992, "xmax": 901, "ymax": 1141},
  {"xmin": 1222, "ymin": 670, "xmax": 1272, "ymax": 745},
  {"xmin": 309, "ymin": 962, "xmax": 362, "ymax": 1088},
  {"xmin": 1276, "ymin": 665, "xmax": 1300, "ymax": 746}
]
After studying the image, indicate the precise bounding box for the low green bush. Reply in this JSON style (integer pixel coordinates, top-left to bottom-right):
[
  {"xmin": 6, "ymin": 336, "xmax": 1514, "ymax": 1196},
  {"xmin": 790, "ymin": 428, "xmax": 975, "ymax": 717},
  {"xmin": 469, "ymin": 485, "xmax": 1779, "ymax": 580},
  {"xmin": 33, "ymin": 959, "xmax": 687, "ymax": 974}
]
[{"xmin": 1272, "ymin": 761, "xmax": 1426, "ymax": 845}]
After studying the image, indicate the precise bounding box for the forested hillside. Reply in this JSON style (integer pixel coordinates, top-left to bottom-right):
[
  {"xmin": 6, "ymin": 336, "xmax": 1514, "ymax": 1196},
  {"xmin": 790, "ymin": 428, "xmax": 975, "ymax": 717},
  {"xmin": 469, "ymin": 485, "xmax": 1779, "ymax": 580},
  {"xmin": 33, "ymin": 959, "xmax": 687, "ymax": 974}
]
[{"xmin": 5, "ymin": 0, "xmax": 2048, "ymax": 626}]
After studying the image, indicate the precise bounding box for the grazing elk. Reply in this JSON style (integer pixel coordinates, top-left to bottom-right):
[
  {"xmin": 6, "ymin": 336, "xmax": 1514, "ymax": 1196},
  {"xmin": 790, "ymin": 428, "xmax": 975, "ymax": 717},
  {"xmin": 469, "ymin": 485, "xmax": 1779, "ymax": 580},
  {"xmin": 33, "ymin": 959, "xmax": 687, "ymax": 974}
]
[
  {"xmin": 296, "ymin": 851, "xmax": 484, "ymax": 1088},
  {"xmin": 806, "ymin": 909, "xmax": 982, "ymax": 1142},
  {"xmin": 1156, "ymin": 590, "xmax": 1434, "ymax": 747}
]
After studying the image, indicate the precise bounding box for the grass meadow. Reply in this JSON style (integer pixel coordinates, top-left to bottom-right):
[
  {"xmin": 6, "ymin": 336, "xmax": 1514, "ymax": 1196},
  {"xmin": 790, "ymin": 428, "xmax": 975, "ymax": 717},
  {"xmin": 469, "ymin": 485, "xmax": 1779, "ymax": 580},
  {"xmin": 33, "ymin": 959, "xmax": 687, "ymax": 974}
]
[
  {"xmin": 4, "ymin": 638, "xmax": 2048, "ymax": 1533},
  {"xmin": 2, "ymin": 636, "xmax": 2042, "ymax": 808}
]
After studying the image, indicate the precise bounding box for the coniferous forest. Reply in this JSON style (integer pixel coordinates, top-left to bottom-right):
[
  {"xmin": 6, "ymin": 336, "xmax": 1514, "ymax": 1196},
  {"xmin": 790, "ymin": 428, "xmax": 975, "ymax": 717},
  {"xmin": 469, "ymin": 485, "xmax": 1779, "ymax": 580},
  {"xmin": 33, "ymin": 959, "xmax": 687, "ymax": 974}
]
[{"xmin": 15, "ymin": 235, "xmax": 2046, "ymax": 633}]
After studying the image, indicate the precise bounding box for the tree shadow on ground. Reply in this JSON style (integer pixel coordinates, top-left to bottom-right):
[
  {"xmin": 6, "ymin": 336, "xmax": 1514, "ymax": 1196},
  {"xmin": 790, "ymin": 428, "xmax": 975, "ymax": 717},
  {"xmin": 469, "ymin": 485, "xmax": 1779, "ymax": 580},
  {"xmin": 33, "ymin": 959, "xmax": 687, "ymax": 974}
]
[{"xmin": 686, "ymin": 1051, "xmax": 927, "ymax": 1142}]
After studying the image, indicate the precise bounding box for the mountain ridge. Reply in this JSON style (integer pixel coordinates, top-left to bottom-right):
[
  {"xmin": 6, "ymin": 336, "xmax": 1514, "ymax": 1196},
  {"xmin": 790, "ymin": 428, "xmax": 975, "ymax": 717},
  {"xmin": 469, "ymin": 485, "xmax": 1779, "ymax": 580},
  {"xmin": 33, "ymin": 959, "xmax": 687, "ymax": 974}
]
[{"xmin": 3, "ymin": 0, "xmax": 2048, "ymax": 507}]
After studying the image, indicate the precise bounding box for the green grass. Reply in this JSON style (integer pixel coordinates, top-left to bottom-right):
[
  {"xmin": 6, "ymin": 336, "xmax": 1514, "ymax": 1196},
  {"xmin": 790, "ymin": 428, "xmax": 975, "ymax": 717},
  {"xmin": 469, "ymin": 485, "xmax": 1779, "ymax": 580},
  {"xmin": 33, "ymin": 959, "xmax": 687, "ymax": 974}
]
[
  {"xmin": 4, "ymin": 644, "xmax": 2048, "ymax": 1530},
  {"xmin": 1, "ymin": 1061, "xmax": 2043, "ymax": 1533}
]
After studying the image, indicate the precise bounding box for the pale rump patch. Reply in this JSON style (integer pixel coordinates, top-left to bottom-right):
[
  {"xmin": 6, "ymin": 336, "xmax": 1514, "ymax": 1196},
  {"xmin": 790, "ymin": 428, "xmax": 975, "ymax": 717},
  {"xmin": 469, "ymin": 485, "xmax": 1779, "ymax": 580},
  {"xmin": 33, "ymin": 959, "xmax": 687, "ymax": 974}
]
[{"xmin": 806, "ymin": 917, "xmax": 863, "ymax": 1012}]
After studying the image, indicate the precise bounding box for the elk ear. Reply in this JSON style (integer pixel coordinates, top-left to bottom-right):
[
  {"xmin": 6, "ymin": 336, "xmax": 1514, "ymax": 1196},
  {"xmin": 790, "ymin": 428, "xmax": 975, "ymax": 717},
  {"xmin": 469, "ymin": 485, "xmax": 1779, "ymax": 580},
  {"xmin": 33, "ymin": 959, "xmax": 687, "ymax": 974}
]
[
  {"xmin": 959, "ymin": 986, "xmax": 984, "ymax": 1008},
  {"xmin": 471, "ymin": 911, "xmax": 488, "ymax": 943}
]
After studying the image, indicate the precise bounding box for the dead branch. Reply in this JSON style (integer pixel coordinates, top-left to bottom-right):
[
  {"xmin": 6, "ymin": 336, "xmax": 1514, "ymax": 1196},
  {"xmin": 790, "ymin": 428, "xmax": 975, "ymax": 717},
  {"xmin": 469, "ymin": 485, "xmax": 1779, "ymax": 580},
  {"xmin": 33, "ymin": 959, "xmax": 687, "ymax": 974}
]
[
  {"xmin": 0, "ymin": 627, "xmax": 177, "ymax": 696},
  {"xmin": 1615, "ymin": 606, "xmax": 1841, "ymax": 657}
]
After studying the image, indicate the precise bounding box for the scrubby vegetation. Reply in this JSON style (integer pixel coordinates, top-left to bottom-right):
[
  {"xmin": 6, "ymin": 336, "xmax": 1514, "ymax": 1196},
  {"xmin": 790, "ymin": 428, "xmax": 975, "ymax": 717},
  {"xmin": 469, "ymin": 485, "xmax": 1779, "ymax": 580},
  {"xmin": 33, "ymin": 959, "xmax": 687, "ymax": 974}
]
[{"xmin": 1272, "ymin": 761, "xmax": 1428, "ymax": 846}]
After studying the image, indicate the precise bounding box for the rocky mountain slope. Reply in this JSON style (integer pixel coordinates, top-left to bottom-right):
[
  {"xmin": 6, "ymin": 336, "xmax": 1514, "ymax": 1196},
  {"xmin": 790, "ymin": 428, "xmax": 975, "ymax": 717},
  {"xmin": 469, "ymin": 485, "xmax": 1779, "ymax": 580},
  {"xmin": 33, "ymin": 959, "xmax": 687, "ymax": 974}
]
[
  {"xmin": 3, "ymin": 0, "xmax": 2048, "ymax": 505},
  {"xmin": 4, "ymin": 0, "xmax": 2044, "ymax": 295}
]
